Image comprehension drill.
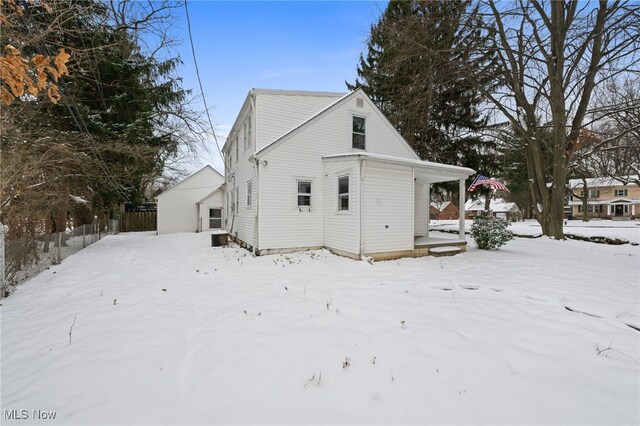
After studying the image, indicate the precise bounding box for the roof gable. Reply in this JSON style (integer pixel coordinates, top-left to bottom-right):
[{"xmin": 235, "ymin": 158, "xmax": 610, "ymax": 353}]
[
  {"xmin": 253, "ymin": 89, "xmax": 420, "ymax": 160},
  {"xmin": 156, "ymin": 165, "xmax": 224, "ymax": 199}
]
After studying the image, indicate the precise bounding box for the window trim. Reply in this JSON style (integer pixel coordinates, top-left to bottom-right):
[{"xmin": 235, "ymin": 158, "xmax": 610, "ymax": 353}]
[
  {"xmin": 614, "ymin": 188, "xmax": 628, "ymax": 197},
  {"xmin": 295, "ymin": 178, "xmax": 312, "ymax": 209},
  {"xmin": 209, "ymin": 208, "xmax": 222, "ymax": 229},
  {"xmin": 246, "ymin": 180, "xmax": 252, "ymax": 208},
  {"xmin": 235, "ymin": 136, "xmax": 239, "ymax": 163},
  {"xmin": 352, "ymin": 116, "xmax": 366, "ymax": 150},
  {"xmin": 337, "ymin": 174, "xmax": 350, "ymax": 212},
  {"xmin": 235, "ymin": 188, "xmax": 240, "ymax": 214},
  {"xmin": 242, "ymin": 119, "xmax": 249, "ymax": 152}
]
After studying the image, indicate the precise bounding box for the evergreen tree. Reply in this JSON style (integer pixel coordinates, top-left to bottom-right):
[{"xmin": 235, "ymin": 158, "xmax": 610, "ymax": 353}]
[{"xmin": 348, "ymin": 0, "xmax": 499, "ymax": 195}]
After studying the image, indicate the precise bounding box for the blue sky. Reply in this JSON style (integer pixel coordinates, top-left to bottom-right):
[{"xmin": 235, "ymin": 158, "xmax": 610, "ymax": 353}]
[{"xmin": 169, "ymin": 1, "xmax": 387, "ymax": 173}]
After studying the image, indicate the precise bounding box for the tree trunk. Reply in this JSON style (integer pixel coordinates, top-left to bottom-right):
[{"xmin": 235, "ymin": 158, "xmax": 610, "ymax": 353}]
[
  {"xmin": 581, "ymin": 178, "xmax": 590, "ymax": 222},
  {"xmin": 43, "ymin": 216, "xmax": 52, "ymax": 253},
  {"xmin": 523, "ymin": 137, "xmax": 566, "ymax": 239},
  {"xmin": 484, "ymin": 195, "xmax": 491, "ymax": 215},
  {"xmin": 55, "ymin": 199, "xmax": 68, "ymax": 247}
]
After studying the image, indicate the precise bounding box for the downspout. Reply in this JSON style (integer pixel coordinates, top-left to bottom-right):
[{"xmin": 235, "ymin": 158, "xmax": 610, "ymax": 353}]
[
  {"xmin": 251, "ymin": 93, "xmax": 259, "ymax": 255},
  {"xmin": 359, "ymin": 158, "xmax": 366, "ymax": 260},
  {"xmin": 254, "ymin": 157, "xmax": 260, "ymax": 255},
  {"xmin": 196, "ymin": 202, "xmax": 200, "ymax": 232}
]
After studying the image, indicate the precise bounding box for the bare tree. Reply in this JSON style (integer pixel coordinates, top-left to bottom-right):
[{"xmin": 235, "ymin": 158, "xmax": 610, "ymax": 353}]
[
  {"xmin": 469, "ymin": 0, "xmax": 640, "ymax": 238},
  {"xmin": 590, "ymin": 76, "xmax": 640, "ymax": 185}
]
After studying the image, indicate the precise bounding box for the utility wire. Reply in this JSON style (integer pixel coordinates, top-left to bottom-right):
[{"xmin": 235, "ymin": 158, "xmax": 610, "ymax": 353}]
[
  {"xmin": 184, "ymin": 0, "xmax": 235, "ymax": 234},
  {"xmin": 184, "ymin": 0, "xmax": 225, "ymax": 171}
]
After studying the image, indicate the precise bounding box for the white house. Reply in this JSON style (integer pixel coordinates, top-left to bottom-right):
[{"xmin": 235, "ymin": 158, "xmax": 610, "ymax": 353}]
[
  {"xmin": 567, "ymin": 176, "xmax": 640, "ymax": 219},
  {"xmin": 222, "ymin": 88, "xmax": 474, "ymax": 260},
  {"xmin": 156, "ymin": 165, "xmax": 225, "ymax": 234},
  {"xmin": 465, "ymin": 197, "xmax": 521, "ymax": 221}
]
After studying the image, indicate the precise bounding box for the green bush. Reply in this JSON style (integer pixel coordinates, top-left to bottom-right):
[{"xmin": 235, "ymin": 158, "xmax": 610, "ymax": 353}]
[{"xmin": 470, "ymin": 215, "xmax": 513, "ymax": 250}]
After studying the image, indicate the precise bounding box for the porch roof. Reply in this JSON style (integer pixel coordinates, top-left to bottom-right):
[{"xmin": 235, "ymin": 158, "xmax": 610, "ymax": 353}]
[{"xmin": 323, "ymin": 152, "xmax": 474, "ymax": 183}]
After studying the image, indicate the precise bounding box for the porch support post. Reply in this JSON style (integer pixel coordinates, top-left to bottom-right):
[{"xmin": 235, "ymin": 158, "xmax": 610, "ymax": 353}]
[
  {"xmin": 425, "ymin": 183, "xmax": 430, "ymax": 238},
  {"xmin": 459, "ymin": 178, "xmax": 466, "ymax": 240}
]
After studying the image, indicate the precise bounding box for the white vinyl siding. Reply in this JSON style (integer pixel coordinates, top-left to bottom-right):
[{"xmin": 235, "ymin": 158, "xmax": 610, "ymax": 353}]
[
  {"xmin": 362, "ymin": 163, "xmax": 413, "ymax": 254},
  {"xmin": 352, "ymin": 116, "xmax": 365, "ymax": 150},
  {"xmin": 254, "ymin": 93, "xmax": 344, "ymax": 150},
  {"xmin": 296, "ymin": 179, "xmax": 312, "ymax": 208},
  {"xmin": 157, "ymin": 167, "xmax": 224, "ymax": 234},
  {"xmin": 209, "ymin": 208, "xmax": 222, "ymax": 229},
  {"xmin": 324, "ymin": 159, "xmax": 359, "ymax": 255},
  {"xmin": 225, "ymin": 106, "xmax": 257, "ymax": 245},
  {"xmin": 257, "ymin": 92, "xmax": 418, "ymax": 252},
  {"xmin": 338, "ymin": 175, "xmax": 350, "ymax": 211},
  {"xmin": 197, "ymin": 189, "xmax": 224, "ymax": 232},
  {"xmin": 414, "ymin": 183, "xmax": 428, "ymax": 236}
]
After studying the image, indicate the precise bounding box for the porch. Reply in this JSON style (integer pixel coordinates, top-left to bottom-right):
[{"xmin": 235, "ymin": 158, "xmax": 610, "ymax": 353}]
[
  {"xmin": 414, "ymin": 236, "xmax": 468, "ymax": 256},
  {"xmin": 366, "ymin": 236, "xmax": 468, "ymax": 261}
]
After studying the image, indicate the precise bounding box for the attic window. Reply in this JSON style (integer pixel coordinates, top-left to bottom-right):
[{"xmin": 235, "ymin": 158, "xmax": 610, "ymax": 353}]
[
  {"xmin": 352, "ymin": 116, "xmax": 366, "ymax": 150},
  {"xmin": 356, "ymin": 97, "xmax": 364, "ymax": 108}
]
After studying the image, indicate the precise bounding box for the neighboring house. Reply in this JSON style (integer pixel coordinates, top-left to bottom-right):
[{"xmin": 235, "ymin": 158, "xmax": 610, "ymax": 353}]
[
  {"xmin": 465, "ymin": 198, "xmax": 522, "ymax": 221},
  {"xmin": 221, "ymin": 88, "xmax": 474, "ymax": 260},
  {"xmin": 156, "ymin": 166, "xmax": 225, "ymax": 234},
  {"xmin": 429, "ymin": 201, "xmax": 459, "ymax": 220},
  {"xmin": 567, "ymin": 177, "xmax": 640, "ymax": 219}
]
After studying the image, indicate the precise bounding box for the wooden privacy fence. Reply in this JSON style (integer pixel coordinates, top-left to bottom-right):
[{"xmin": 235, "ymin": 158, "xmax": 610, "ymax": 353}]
[{"xmin": 120, "ymin": 211, "xmax": 157, "ymax": 232}]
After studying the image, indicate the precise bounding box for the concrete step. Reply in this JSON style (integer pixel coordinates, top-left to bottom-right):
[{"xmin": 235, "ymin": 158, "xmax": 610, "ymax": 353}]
[{"xmin": 429, "ymin": 246, "xmax": 462, "ymax": 257}]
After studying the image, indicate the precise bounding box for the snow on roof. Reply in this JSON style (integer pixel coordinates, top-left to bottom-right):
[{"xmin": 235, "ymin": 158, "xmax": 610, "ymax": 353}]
[
  {"xmin": 465, "ymin": 197, "xmax": 519, "ymax": 212},
  {"xmin": 567, "ymin": 176, "xmax": 638, "ymax": 188},
  {"xmin": 430, "ymin": 201, "xmax": 452, "ymax": 211}
]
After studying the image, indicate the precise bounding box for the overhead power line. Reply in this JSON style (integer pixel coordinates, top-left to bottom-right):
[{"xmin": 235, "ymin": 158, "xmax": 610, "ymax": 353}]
[{"xmin": 184, "ymin": 0, "xmax": 225, "ymax": 172}]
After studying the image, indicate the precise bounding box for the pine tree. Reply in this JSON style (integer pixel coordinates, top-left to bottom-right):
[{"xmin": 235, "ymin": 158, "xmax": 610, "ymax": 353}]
[{"xmin": 348, "ymin": 0, "xmax": 499, "ymax": 194}]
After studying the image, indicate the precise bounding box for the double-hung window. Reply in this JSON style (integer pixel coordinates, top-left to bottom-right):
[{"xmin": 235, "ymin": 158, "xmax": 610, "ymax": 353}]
[
  {"xmin": 614, "ymin": 189, "xmax": 628, "ymax": 197},
  {"xmin": 235, "ymin": 188, "xmax": 239, "ymax": 214},
  {"xmin": 352, "ymin": 116, "xmax": 366, "ymax": 150},
  {"xmin": 235, "ymin": 137, "xmax": 239, "ymax": 163},
  {"xmin": 209, "ymin": 208, "xmax": 222, "ymax": 229},
  {"xmin": 247, "ymin": 117, "xmax": 252, "ymax": 147},
  {"xmin": 247, "ymin": 181, "xmax": 252, "ymax": 207},
  {"xmin": 243, "ymin": 120, "xmax": 248, "ymax": 151},
  {"xmin": 338, "ymin": 175, "xmax": 349, "ymax": 211},
  {"xmin": 297, "ymin": 180, "xmax": 311, "ymax": 207}
]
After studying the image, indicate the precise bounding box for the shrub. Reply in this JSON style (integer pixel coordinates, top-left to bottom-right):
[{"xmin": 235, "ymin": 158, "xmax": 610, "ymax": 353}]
[{"xmin": 470, "ymin": 215, "xmax": 513, "ymax": 250}]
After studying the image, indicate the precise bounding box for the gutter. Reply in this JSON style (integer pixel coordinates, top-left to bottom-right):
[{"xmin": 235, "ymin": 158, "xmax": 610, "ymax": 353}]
[
  {"xmin": 251, "ymin": 93, "xmax": 259, "ymax": 255},
  {"xmin": 359, "ymin": 158, "xmax": 366, "ymax": 260}
]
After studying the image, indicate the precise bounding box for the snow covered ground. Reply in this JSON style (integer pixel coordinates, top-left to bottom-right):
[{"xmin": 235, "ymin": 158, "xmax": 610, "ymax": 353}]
[
  {"xmin": 2, "ymin": 229, "xmax": 639, "ymax": 425},
  {"xmin": 431, "ymin": 218, "xmax": 640, "ymax": 244}
]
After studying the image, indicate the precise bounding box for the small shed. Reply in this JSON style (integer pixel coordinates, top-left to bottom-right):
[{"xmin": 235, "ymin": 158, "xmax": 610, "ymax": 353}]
[{"xmin": 156, "ymin": 166, "xmax": 224, "ymax": 234}]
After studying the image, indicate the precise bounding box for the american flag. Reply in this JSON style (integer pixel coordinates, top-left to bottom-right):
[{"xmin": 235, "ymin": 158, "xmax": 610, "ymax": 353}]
[{"xmin": 468, "ymin": 175, "xmax": 509, "ymax": 192}]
